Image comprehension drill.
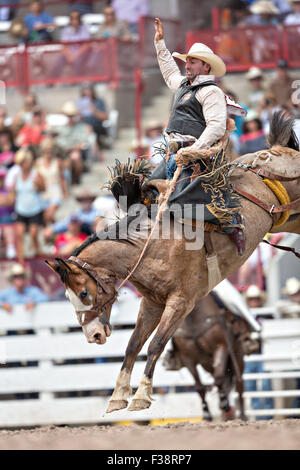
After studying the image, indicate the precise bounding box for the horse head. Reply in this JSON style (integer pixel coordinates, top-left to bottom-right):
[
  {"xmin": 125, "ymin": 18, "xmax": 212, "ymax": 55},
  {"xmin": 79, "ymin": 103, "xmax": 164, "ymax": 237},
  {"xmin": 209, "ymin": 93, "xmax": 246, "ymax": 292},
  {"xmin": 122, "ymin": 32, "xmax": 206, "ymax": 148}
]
[{"xmin": 45, "ymin": 257, "xmax": 116, "ymax": 345}]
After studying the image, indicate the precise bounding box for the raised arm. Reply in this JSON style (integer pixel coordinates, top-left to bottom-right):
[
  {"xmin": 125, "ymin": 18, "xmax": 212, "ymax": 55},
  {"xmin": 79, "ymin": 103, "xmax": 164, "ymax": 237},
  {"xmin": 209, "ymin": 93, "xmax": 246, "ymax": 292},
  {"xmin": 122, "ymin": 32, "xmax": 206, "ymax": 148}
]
[{"xmin": 154, "ymin": 18, "xmax": 183, "ymax": 92}]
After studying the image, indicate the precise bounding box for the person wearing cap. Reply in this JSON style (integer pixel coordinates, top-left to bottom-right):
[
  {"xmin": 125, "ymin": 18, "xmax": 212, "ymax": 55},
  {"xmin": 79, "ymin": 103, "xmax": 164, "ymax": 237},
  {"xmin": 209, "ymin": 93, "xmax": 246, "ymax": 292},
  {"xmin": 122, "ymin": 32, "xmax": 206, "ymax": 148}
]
[
  {"xmin": 0, "ymin": 263, "xmax": 48, "ymax": 313},
  {"xmin": 151, "ymin": 18, "xmax": 247, "ymax": 255},
  {"xmin": 284, "ymin": 0, "xmax": 300, "ymax": 24},
  {"xmin": 239, "ymin": 110, "xmax": 267, "ymax": 154},
  {"xmin": 269, "ymin": 59, "xmax": 294, "ymax": 107},
  {"xmin": 245, "ymin": 0, "xmax": 280, "ymax": 25},
  {"xmin": 43, "ymin": 188, "xmax": 101, "ymax": 242},
  {"xmin": 277, "ymin": 277, "xmax": 300, "ymax": 318},
  {"xmin": 245, "ymin": 67, "xmax": 265, "ymax": 111},
  {"xmin": 55, "ymin": 101, "xmax": 95, "ymax": 184}
]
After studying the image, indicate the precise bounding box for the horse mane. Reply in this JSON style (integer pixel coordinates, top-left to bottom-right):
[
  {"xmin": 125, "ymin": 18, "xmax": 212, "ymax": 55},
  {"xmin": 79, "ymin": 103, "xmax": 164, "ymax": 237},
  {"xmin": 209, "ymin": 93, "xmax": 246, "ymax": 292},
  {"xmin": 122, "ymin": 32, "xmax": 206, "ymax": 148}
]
[
  {"xmin": 71, "ymin": 215, "xmax": 138, "ymax": 257},
  {"xmin": 267, "ymin": 111, "xmax": 299, "ymax": 151}
]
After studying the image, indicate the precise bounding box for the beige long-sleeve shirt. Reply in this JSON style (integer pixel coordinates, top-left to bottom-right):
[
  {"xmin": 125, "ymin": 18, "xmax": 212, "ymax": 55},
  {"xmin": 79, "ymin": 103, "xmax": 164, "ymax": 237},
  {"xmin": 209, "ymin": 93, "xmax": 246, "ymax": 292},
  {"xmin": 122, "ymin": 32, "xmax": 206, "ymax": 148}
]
[{"xmin": 155, "ymin": 39, "xmax": 227, "ymax": 150}]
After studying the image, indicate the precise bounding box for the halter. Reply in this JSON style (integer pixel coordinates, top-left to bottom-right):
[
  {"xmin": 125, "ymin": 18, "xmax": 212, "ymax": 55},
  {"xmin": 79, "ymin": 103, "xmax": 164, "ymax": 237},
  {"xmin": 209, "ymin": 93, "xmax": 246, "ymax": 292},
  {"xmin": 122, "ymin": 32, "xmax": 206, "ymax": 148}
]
[{"xmin": 68, "ymin": 255, "xmax": 117, "ymax": 327}]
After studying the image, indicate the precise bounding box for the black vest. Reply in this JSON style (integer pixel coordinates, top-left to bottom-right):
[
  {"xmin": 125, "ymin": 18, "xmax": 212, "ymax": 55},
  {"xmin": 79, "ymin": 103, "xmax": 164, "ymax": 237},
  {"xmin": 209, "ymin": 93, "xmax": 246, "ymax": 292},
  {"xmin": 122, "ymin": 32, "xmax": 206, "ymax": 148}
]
[{"xmin": 166, "ymin": 80, "xmax": 217, "ymax": 139}]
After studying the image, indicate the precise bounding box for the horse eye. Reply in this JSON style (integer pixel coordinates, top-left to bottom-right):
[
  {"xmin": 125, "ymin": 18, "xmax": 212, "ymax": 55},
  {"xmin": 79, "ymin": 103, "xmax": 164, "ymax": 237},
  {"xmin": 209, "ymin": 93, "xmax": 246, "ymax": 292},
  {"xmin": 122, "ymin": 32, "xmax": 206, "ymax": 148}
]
[{"xmin": 80, "ymin": 290, "xmax": 88, "ymax": 300}]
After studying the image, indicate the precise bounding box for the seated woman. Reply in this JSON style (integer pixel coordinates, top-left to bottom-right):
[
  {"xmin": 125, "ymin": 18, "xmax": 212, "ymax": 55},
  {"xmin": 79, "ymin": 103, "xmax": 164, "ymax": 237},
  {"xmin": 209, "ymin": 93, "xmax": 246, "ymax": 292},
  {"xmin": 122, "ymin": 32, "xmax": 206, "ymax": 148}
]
[{"xmin": 35, "ymin": 138, "xmax": 68, "ymax": 225}]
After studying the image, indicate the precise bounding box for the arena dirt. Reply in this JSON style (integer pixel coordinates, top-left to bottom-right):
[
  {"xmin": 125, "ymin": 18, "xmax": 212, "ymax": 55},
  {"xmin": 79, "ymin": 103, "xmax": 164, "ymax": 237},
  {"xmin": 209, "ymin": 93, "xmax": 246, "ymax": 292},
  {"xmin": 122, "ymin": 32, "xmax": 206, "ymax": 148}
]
[{"xmin": 0, "ymin": 419, "xmax": 299, "ymax": 450}]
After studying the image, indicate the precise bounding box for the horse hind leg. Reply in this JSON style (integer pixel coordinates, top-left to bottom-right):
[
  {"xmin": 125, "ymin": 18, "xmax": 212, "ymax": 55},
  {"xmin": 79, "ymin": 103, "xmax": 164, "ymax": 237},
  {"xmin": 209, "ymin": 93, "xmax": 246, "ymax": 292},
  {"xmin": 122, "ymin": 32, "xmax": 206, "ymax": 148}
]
[
  {"xmin": 187, "ymin": 363, "xmax": 213, "ymax": 421},
  {"xmin": 106, "ymin": 298, "xmax": 163, "ymax": 413},
  {"xmin": 213, "ymin": 344, "xmax": 235, "ymax": 420}
]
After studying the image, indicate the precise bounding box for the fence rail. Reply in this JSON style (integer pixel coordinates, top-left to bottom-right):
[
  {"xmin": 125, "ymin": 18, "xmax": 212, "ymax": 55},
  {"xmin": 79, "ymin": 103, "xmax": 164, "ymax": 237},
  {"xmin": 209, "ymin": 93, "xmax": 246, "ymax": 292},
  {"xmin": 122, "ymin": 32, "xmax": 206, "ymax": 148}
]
[{"xmin": 0, "ymin": 297, "xmax": 299, "ymax": 427}]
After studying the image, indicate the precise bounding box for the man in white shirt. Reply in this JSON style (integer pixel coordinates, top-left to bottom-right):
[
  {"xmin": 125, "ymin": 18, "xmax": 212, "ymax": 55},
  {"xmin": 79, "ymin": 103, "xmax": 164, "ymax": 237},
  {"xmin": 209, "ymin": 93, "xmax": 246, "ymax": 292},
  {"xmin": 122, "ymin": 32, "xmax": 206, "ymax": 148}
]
[{"xmin": 149, "ymin": 18, "xmax": 246, "ymax": 255}]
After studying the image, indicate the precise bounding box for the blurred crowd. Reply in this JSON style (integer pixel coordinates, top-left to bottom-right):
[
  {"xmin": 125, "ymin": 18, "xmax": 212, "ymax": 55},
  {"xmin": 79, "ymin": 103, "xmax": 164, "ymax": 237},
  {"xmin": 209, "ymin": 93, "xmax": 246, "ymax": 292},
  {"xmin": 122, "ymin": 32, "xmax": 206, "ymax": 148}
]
[
  {"xmin": 0, "ymin": 82, "xmax": 116, "ymax": 265},
  {"xmin": 4, "ymin": 0, "xmax": 148, "ymax": 44}
]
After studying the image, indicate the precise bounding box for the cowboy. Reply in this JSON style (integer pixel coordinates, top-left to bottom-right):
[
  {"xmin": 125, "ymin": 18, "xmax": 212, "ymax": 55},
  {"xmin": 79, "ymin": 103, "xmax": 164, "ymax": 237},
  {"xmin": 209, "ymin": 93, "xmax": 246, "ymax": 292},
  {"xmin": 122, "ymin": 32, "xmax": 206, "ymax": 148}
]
[{"xmin": 151, "ymin": 18, "xmax": 246, "ymax": 254}]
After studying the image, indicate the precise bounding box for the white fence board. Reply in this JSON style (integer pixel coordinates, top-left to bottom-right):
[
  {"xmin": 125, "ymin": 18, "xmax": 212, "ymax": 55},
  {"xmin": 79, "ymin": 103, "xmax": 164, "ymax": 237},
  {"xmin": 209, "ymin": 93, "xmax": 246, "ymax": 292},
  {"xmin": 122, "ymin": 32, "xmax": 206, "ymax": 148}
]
[{"xmin": 0, "ymin": 297, "xmax": 140, "ymax": 331}]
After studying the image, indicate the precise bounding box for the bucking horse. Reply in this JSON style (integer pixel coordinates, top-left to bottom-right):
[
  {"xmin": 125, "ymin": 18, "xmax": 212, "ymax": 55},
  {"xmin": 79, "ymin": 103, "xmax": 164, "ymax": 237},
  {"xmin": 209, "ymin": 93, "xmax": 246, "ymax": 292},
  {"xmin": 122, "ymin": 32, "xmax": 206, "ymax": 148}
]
[{"xmin": 46, "ymin": 112, "xmax": 300, "ymax": 413}]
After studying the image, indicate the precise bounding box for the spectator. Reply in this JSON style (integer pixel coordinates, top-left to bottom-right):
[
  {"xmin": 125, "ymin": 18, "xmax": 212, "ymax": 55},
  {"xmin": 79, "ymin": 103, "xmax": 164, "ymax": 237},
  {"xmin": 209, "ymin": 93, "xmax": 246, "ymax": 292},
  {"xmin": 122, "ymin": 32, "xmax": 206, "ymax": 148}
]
[
  {"xmin": 55, "ymin": 101, "xmax": 95, "ymax": 184},
  {"xmin": 12, "ymin": 93, "xmax": 39, "ymax": 133},
  {"xmin": 0, "ymin": 107, "xmax": 12, "ymax": 134},
  {"xmin": 111, "ymin": 0, "xmax": 149, "ymax": 36},
  {"xmin": 95, "ymin": 5, "xmax": 132, "ymax": 40},
  {"xmin": 54, "ymin": 215, "xmax": 87, "ymax": 256},
  {"xmin": 277, "ymin": 277, "xmax": 300, "ymax": 317},
  {"xmin": 0, "ymin": 0, "xmax": 19, "ymax": 21},
  {"xmin": 8, "ymin": 18, "xmax": 29, "ymax": 44},
  {"xmin": 269, "ymin": 59, "xmax": 295, "ymax": 107},
  {"xmin": 244, "ymin": 285, "xmax": 274, "ymax": 420},
  {"xmin": 258, "ymin": 91, "xmax": 281, "ymax": 133},
  {"xmin": 245, "ymin": 0, "xmax": 280, "ymax": 25},
  {"xmin": 76, "ymin": 84, "xmax": 108, "ymax": 159},
  {"xmin": 35, "ymin": 138, "xmax": 68, "ymax": 226},
  {"xmin": 243, "ymin": 284, "xmax": 274, "ymax": 420},
  {"xmin": 0, "ymin": 168, "xmax": 16, "ymax": 259},
  {"xmin": 24, "ymin": 0, "xmax": 55, "ymax": 43},
  {"xmin": 16, "ymin": 106, "xmax": 46, "ymax": 149},
  {"xmin": 0, "ymin": 129, "xmax": 18, "ymax": 170},
  {"xmin": 12, "ymin": 148, "xmax": 45, "ymax": 264},
  {"xmin": 144, "ymin": 120, "xmax": 165, "ymax": 166},
  {"xmin": 239, "ymin": 110, "xmax": 267, "ymax": 154},
  {"xmin": 43, "ymin": 188, "xmax": 100, "ymax": 241},
  {"xmin": 245, "ymin": 67, "xmax": 265, "ymax": 111},
  {"xmin": 50, "ymin": 10, "xmax": 91, "ymax": 79},
  {"xmin": 284, "ymin": 0, "xmax": 300, "ymax": 23},
  {"xmin": 0, "ymin": 263, "xmax": 48, "ymax": 312}
]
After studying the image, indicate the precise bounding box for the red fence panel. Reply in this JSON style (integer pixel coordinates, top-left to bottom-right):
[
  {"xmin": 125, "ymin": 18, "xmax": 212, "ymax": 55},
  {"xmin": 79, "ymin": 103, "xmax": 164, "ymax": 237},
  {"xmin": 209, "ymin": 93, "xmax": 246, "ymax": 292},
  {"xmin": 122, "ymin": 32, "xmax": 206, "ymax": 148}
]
[
  {"xmin": 25, "ymin": 38, "xmax": 114, "ymax": 86},
  {"xmin": 186, "ymin": 25, "xmax": 282, "ymax": 72},
  {"xmin": 0, "ymin": 44, "xmax": 25, "ymax": 88},
  {"xmin": 282, "ymin": 25, "xmax": 300, "ymax": 68}
]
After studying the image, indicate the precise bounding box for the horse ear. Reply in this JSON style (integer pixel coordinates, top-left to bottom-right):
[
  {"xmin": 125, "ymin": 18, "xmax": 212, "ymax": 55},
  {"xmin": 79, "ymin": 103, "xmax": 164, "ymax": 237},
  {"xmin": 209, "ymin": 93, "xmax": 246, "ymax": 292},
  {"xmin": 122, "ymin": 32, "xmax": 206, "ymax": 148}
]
[
  {"xmin": 55, "ymin": 258, "xmax": 72, "ymax": 272},
  {"xmin": 45, "ymin": 260, "xmax": 59, "ymax": 273}
]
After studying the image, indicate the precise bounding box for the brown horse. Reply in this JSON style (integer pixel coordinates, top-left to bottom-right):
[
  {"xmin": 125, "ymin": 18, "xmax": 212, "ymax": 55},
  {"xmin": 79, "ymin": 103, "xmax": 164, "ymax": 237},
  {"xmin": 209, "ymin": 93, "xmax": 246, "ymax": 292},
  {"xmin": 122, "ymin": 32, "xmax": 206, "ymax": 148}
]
[
  {"xmin": 162, "ymin": 293, "xmax": 258, "ymax": 421},
  {"xmin": 46, "ymin": 112, "xmax": 300, "ymax": 414}
]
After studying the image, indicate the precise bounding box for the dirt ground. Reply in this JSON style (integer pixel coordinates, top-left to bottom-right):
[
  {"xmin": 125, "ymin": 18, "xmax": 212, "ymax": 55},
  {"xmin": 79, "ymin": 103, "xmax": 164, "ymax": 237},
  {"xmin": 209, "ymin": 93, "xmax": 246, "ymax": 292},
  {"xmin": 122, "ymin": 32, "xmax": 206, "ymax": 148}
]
[{"xmin": 0, "ymin": 419, "xmax": 299, "ymax": 450}]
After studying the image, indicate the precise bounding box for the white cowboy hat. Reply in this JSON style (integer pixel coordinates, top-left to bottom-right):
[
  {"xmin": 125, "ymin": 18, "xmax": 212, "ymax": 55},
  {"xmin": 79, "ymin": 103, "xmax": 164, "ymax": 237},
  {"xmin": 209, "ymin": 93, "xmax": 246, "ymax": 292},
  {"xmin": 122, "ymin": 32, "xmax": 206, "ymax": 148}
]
[
  {"xmin": 244, "ymin": 109, "xmax": 260, "ymax": 122},
  {"xmin": 245, "ymin": 284, "xmax": 266, "ymax": 300},
  {"xmin": 249, "ymin": 0, "xmax": 280, "ymax": 15},
  {"xmin": 172, "ymin": 43, "xmax": 226, "ymax": 78},
  {"xmin": 245, "ymin": 66, "xmax": 263, "ymax": 80},
  {"xmin": 282, "ymin": 277, "xmax": 300, "ymax": 296},
  {"xmin": 61, "ymin": 101, "xmax": 79, "ymax": 116},
  {"xmin": 6, "ymin": 263, "xmax": 30, "ymax": 282}
]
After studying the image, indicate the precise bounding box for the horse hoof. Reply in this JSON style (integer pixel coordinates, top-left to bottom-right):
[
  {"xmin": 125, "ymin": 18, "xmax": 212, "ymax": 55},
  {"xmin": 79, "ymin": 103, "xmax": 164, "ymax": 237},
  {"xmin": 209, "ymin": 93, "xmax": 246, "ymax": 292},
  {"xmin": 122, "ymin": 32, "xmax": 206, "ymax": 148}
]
[
  {"xmin": 222, "ymin": 406, "xmax": 235, "ymax": 420},
  {"xmin": 203, "ymin": 413, "xmax": 213, "ymax": 422},
  {"xmin": 128, "ymin": 399, "xmax": 151, "ymax": 411},
  {"xmin": 106, "ymin": 399, "xmax": 128, "ymax": 413}
]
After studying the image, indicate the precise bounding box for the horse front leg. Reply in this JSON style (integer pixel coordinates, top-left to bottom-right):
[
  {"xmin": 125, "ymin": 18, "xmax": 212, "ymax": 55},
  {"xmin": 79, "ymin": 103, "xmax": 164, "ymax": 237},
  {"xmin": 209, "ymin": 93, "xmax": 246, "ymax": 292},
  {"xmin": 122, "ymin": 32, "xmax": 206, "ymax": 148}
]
[
  {"xmin": 128, "ymin": 295, "xmax": 193, "ymax": 411},
  {"xmin": 106, "ymin": 297, "xmax": 163, "ymax": 413}
]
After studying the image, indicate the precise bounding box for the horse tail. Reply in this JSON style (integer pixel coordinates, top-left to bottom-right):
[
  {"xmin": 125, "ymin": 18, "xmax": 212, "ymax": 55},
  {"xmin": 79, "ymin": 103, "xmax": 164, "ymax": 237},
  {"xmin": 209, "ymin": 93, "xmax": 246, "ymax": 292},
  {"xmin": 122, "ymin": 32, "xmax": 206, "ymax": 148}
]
[{"xmin": 267, "ymin": 110, "xmax": 299, "ymax": 151}]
